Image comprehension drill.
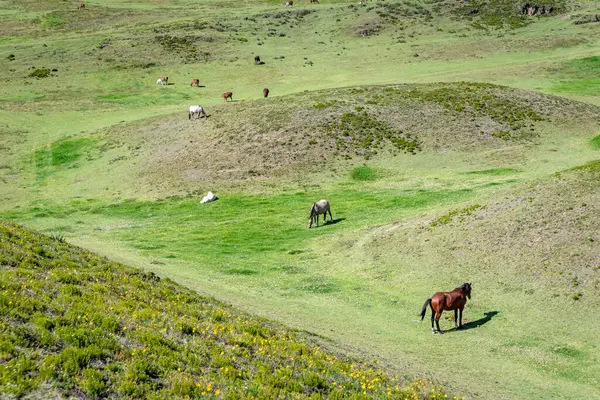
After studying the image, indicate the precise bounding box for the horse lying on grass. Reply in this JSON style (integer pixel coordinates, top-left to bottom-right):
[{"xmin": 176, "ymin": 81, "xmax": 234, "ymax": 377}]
[
  {"xmin": 308, "ymin": 200, "xmax": 332, "ymax": 228},
  {"xmin": 420, "ymin": 282, "xmax": 472, "ymax": 334}
]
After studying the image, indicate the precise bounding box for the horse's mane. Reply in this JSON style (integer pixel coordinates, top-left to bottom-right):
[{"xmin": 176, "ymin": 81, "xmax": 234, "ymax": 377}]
[{"xmin": 309, "ymin": 202, "xmax": 317, "ymax": 217}]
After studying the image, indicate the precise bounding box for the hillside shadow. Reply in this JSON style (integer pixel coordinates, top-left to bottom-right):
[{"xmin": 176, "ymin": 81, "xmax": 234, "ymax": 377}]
[{"xmin": 446, "ymin": 311, "xmax": 499, "ymax": 333}]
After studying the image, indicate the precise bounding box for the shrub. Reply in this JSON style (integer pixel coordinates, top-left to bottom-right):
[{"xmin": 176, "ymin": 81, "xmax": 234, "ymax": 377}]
[
  {"xmin": 81, "ymin": 369, "xmax": 106, "ymax": 397},
  {"xmin": 28, "ymin": 69, "xmax": 52, "ymax": 78}
]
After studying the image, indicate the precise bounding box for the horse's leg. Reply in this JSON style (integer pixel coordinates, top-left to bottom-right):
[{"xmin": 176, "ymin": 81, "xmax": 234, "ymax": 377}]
[
  {"xmin": 430, "ymin": 309, "xmax": 435, "ymax": 332},
  {"xmin": 459, "ymin": 307, "xmax": 464, "ymax": 328},
  {"xmin": 328, "ymin": 209, "xmax": 332, "ymax": 222},
  {"xmin": 435, "ymin": 311, "xmax": 443, "ymax": 334},
  {"xmin": 454, "ymin": 309, "xmax": 458, "ymax": 329}
]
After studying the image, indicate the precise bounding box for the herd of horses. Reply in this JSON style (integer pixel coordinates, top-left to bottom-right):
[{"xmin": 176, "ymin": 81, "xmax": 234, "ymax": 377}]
[
  {"xmin": 155, "ymin": 55, "xmax": 271, "ymax": 120},
  {"xmin": 142, "ymin": 10, "xmax": 472, "ymax": 335}
]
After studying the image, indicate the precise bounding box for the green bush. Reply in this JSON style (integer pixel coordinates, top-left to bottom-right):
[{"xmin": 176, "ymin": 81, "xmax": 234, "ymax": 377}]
[
  {"xmin": 28, "ymin": 69, "xmax": 52, "ymax": 78},
  {"xmin": 82, "ymin": 369, "xmax": 106, "ymax": 397}
]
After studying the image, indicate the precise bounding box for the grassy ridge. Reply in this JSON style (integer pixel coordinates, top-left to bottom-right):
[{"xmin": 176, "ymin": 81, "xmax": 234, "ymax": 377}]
[
  {"xmin": 12, "ymin": 82, "xmax": 595, "ymax": 202},
  {"xmin": 0, "ymin": 220, "xmax": 453, "ymax": 399}
]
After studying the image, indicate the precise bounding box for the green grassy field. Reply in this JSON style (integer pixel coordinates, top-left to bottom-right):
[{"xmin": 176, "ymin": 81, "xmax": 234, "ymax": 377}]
[
  {"xmin": 1, "ymin": 220, "xmax": 455, "ymax": 399},
  {"xmin": 1, "ymin": 0, "xmax": 600, "ymax": 398}
]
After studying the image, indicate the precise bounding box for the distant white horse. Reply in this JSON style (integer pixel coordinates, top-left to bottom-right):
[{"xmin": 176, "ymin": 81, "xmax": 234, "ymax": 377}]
[
  {"xmin": 188, "ymin": 105, "xmax": 207, "ymax": 119},
  {"xmin": 308, "ymin": 199, "xmax": 332, "ymax": 228},
  {"xmin": 156, "ymin": 76, "xmax": 168, "ymax": 85}
]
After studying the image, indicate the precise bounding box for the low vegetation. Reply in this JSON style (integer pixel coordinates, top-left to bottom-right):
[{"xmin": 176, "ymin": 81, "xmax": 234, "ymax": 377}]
[
  {"xmin": 441, "ymin": 0, "xmax": 566, "ymax": 29},
  {"xmin": 322, "ymin": 111, "xmax": 421, "ymax": 159},
  {"xmin": 428, "ymin": 204, "xmax": 486, "ymax": 227},
  {"xmin": 27, "ymin": 69, "xmax": 53, "ymax": 79},
  {"xmin": 0, "ymin": 220, "xmax": 454, "ymax": 399}
]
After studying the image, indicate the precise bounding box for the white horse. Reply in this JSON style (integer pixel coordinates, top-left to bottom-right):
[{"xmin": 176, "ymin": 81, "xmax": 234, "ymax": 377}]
[
  {"xmin": 188, "ymin": 105, "xmax": 207, "ymax": 120},
  {"xmin": 308, "ymin": 199, "xmax": 332, "ymax": 228},
  {"xmin": 156, "ymin": 76, "xmax": 168, "ymax": 85}
]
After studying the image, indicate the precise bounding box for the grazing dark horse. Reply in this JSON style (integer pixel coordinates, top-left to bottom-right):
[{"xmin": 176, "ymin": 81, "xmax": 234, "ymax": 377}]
[
  {"xmin": 420, "ymin": 282, "xmax": 472, "ymax": 334},
  {"xmin": 254, "ymin": 55, "xmax": 261, "ymax": 65},
  {"xmin": 308, "ymin": 200, "xmax": 332, "ymax": 228},
  {"xmin": 311, "ymin": 0, "xmax": 319, "ymax": 3},
  {"xmin": 221, "ymin": 91, "xmax": 233, "ymax": 102},
  {"xmin": 263, "ymin": 88, "xmax": 269, "ymax": 98},
  {"xmin": 190, "ymin": 78, "xmax": 200, "ymax": 87}
]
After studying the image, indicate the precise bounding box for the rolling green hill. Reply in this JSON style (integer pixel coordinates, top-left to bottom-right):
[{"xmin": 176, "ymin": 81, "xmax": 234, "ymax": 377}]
[
  {"xmin": 0, "ymin": 220, "xmax": 453, "ymax": 399},
  {"xmin": 1, "ymin": 0, "xmax": 600, "ymax": 398}
]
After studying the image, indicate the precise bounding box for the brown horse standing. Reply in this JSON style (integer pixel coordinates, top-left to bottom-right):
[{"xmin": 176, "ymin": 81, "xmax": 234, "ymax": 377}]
[
  {"xmin": 221, "ymin": 91, "xmax": 233, "ymax": 102},
  {"xmin": 420, "ymin": 282, "xmax": 471, "ymax": 334},
  {"xmin": 76, "ymin": 3, "xmax": 85, "ymax": 9},
  {"xmin": 263, "ymin": 88, "xmax": 269, "ymax": 98},
  {"xmin": 190, "ymin": 78, "xmax": 200, "ymax": 87}
]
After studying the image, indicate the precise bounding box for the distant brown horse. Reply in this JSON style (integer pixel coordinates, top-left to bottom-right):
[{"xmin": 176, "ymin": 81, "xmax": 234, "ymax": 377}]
[
  {"xmin": 263, "ymin": 88, "xmax": 269, "ymax": 98},
  {"xmin": 420, "ymin": 282, "xmax": 471, "ymax": 334},
  {"xmin": 221, "ymin": 91, "xmax": 233, "ymax": 102},
  {"xmin": 76, "ymin": 3, "xmax": 85, "ymax": 9},
  {"xmin": 190, "ymin": 78, "xmax": 200, "ymax": 87}
]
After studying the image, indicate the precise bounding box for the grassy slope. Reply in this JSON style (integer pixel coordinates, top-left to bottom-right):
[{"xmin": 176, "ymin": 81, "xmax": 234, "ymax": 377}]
[
  {"xmin": 1, "ymin": 0, "xmax": 600, "ymax": 398},
  {"xmin": 0, "ymin": 220, "xmax": 454, "ymax": 399}
]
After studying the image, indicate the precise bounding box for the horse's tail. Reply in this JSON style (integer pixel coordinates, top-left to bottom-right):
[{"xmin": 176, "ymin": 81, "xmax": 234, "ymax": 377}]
[{"xmin": 420, "ymin": 298, "xmax": 432, "ymax": 321}]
